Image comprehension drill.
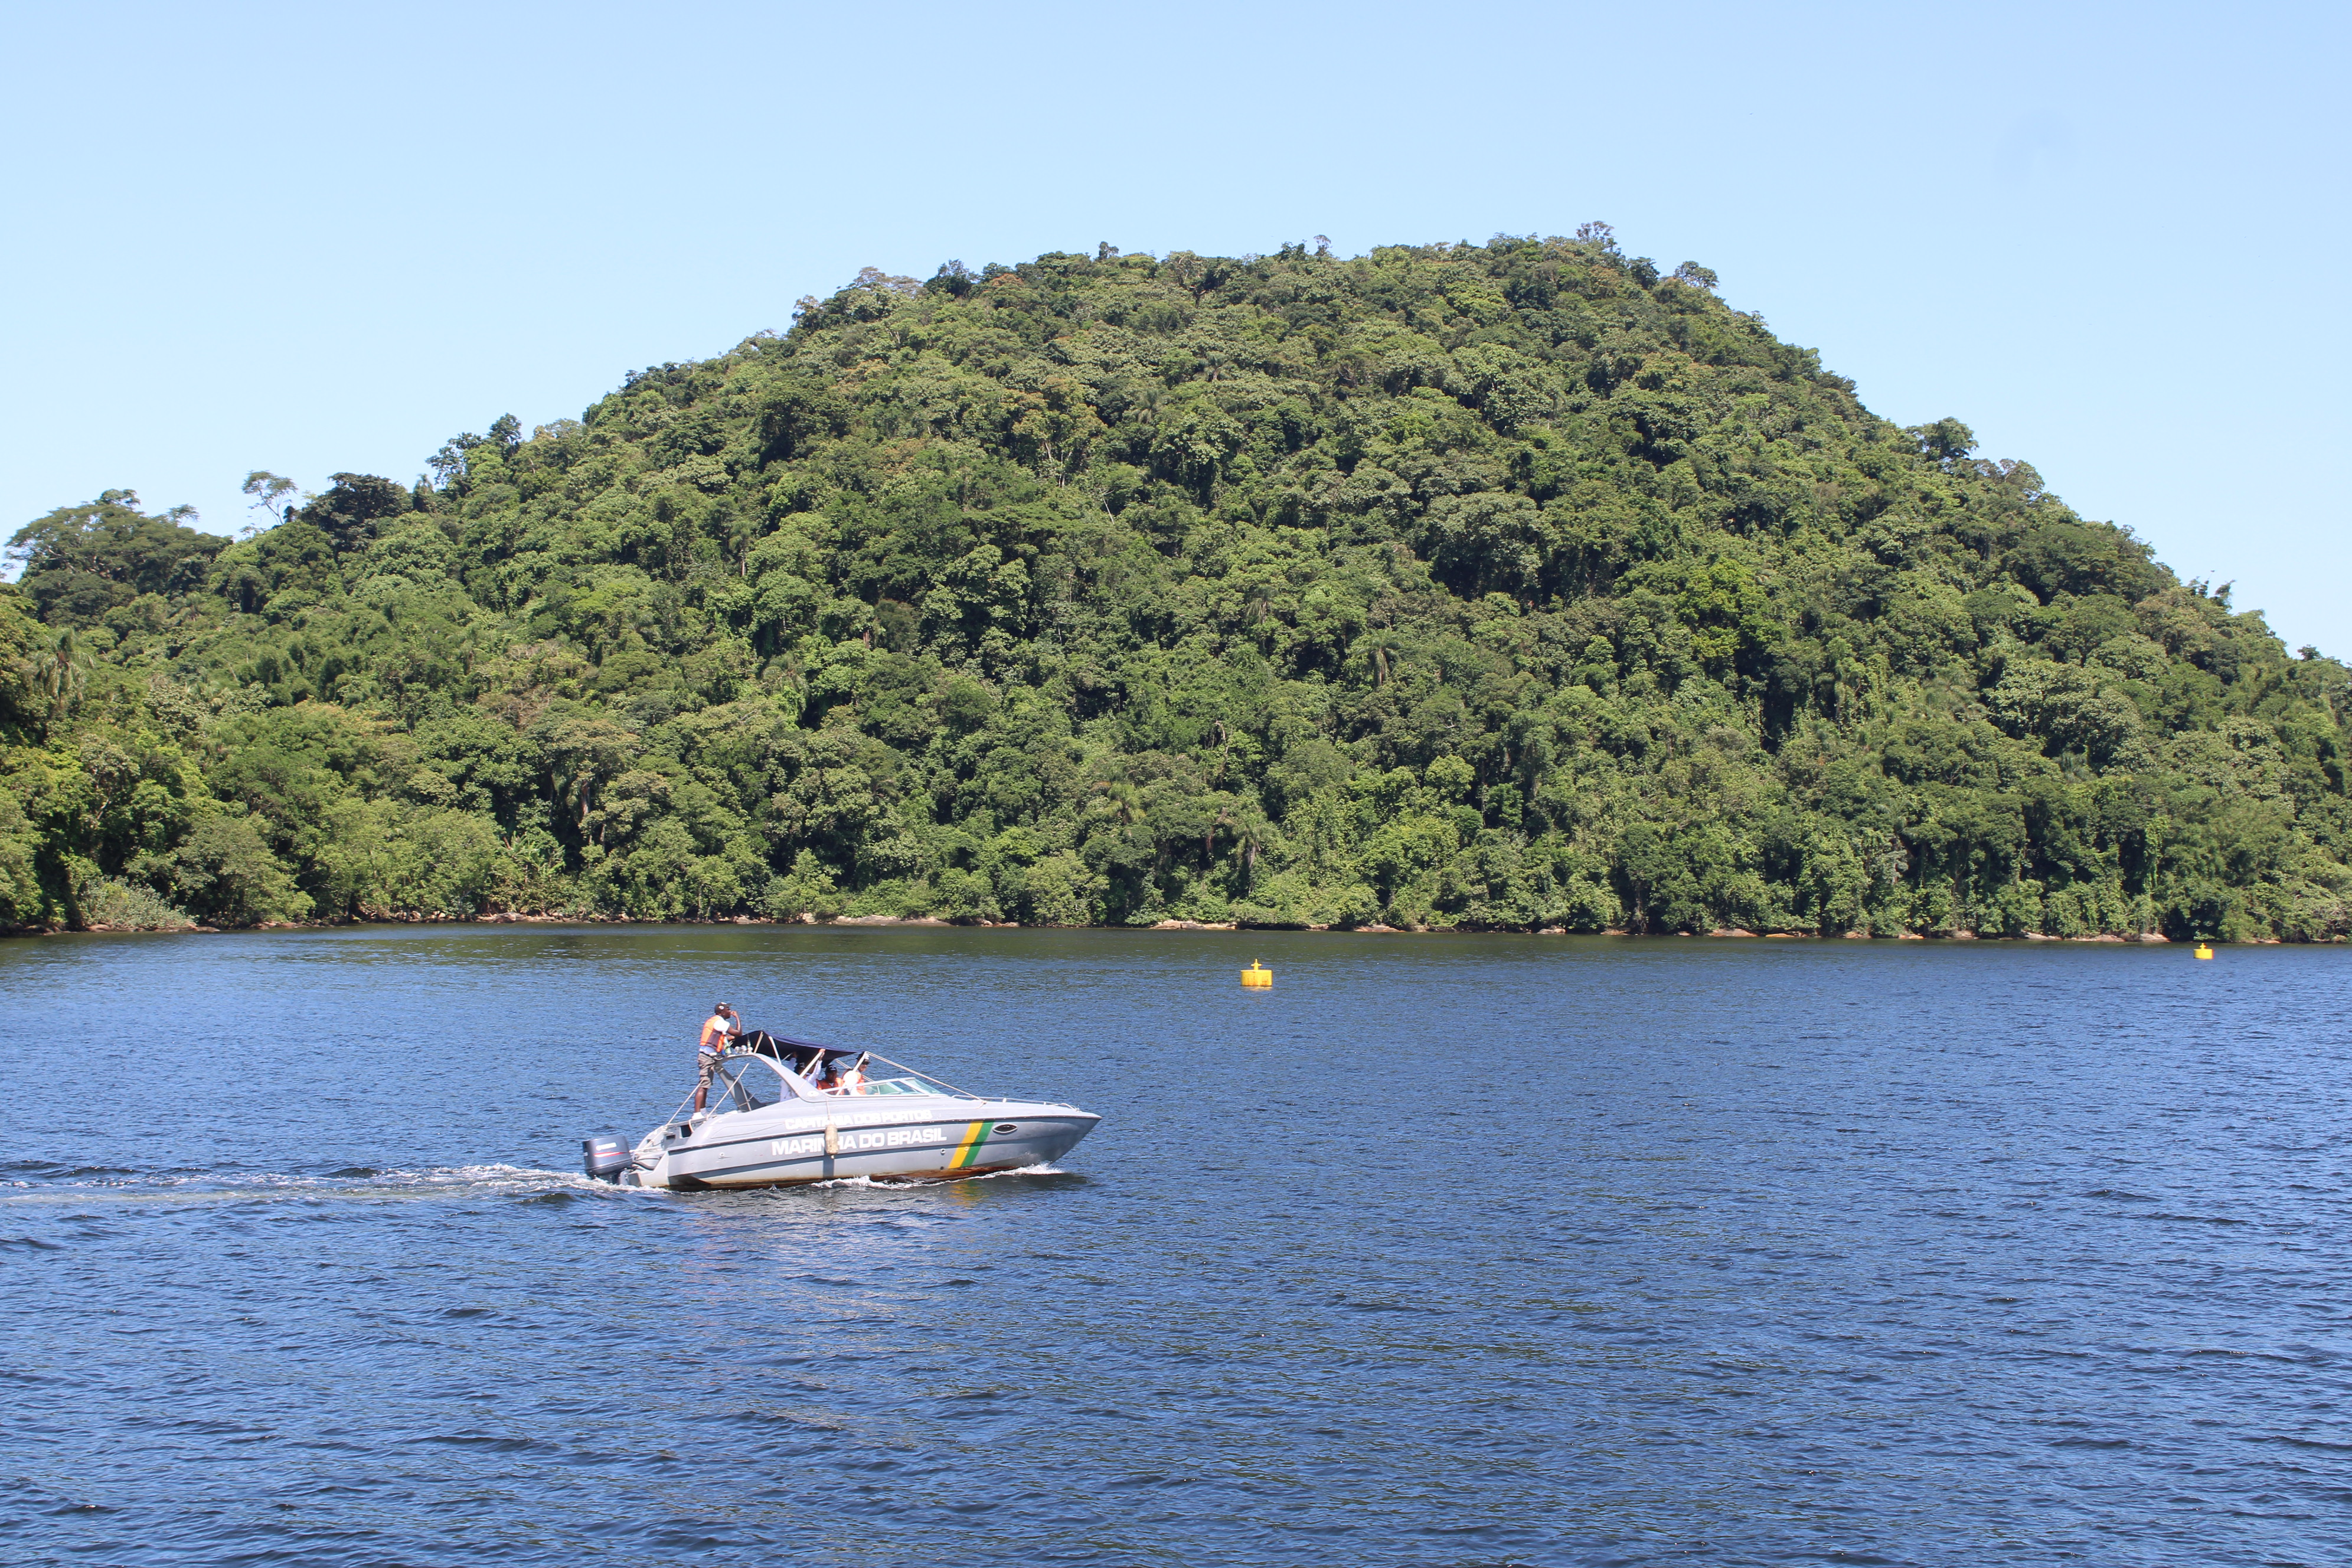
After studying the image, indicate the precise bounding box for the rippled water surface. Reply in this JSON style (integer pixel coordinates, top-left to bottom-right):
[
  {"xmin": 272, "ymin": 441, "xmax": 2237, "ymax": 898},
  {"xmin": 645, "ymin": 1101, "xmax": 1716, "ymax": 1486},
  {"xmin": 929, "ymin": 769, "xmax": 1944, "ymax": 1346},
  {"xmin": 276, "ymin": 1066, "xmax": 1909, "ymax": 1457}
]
[{"xmin": 3, "ymin": 927, "xmax": 2348, "ymax": 1566}]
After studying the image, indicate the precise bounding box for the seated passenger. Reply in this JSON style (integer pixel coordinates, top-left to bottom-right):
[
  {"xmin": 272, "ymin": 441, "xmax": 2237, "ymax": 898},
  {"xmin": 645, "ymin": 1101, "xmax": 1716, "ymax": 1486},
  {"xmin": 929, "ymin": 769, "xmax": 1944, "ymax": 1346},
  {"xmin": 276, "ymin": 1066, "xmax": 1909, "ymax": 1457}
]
[{"xmin": 837, "ymin": 1054, "xmax": 867, "ymax": 1093}]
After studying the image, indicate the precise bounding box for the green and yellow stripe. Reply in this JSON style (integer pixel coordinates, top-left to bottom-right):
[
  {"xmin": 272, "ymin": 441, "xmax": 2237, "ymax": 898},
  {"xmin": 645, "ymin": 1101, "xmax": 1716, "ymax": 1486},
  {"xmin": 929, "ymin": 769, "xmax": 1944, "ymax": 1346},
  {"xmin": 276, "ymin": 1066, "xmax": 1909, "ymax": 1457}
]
[{"xmin": 948, "ymin": 1120, "xmax": 992, "ymax": 1170}]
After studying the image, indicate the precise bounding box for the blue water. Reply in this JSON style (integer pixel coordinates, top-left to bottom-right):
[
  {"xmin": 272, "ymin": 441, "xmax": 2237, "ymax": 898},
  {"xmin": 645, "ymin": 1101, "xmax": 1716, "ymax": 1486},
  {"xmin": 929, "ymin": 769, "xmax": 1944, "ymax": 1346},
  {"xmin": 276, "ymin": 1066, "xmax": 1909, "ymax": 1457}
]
[{"xmin": 2, "ymin": 927, "xmax": 2347, "ymax": 1566}]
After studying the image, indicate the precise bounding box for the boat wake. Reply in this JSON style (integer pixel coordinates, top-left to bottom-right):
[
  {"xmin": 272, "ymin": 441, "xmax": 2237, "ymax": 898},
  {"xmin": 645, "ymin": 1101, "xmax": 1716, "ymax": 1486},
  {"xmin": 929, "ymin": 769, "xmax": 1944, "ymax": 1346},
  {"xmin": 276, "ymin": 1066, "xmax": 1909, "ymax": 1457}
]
[
  {"xmin": 0, "ymin": 1162, "xmax": 648, "ymax": 1208},
  {"xmin": 2, "ymin": 1158, "xmax": 1082, "ymax": 1208}
]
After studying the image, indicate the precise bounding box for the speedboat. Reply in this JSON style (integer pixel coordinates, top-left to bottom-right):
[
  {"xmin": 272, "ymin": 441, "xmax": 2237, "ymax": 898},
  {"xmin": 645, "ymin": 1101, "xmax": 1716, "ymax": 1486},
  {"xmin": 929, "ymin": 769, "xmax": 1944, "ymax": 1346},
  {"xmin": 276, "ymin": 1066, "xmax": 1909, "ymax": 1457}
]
[{"xmin": 582, "ymin": 1034, "xmax": 1100, "ymax": 1190}]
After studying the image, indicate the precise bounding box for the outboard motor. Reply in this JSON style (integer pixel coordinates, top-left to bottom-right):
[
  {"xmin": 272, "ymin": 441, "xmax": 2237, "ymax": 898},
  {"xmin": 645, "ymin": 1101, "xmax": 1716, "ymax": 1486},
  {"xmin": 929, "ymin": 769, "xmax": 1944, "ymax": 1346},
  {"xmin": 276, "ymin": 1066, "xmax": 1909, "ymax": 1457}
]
[{"xmin": 582, "ymin": 1133, "xmax": 634, "ymax": 1182}]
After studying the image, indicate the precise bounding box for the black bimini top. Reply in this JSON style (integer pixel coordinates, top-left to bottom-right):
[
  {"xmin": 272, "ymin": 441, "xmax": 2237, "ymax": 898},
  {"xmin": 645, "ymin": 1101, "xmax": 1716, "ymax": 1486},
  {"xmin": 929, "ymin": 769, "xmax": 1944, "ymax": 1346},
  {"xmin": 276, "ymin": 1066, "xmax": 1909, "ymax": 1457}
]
[{"xmin": 736, "ymin": 1031, "xmax": 848, "ymax": 1061}]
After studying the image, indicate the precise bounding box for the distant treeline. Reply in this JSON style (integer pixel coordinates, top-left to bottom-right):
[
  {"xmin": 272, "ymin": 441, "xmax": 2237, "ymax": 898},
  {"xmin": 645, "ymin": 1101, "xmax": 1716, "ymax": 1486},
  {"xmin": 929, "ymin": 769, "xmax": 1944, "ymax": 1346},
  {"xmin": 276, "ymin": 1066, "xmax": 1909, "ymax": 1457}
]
[{"xmin": 4, "ymin": 231, "xmax": 2346, "ymax": 939}]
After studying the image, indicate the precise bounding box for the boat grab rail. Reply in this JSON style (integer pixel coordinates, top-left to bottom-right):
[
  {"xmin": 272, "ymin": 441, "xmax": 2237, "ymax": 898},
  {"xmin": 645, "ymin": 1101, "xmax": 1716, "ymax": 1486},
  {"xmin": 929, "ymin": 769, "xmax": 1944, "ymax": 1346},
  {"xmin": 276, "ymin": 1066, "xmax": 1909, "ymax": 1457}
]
[
  {"xmin": 678, "ymin": 1046, "xmax": 989, "ymax": 1112},
  {"xmin": 816, "ymin": 1051, "xmax": 985, "ymax": 1100}
]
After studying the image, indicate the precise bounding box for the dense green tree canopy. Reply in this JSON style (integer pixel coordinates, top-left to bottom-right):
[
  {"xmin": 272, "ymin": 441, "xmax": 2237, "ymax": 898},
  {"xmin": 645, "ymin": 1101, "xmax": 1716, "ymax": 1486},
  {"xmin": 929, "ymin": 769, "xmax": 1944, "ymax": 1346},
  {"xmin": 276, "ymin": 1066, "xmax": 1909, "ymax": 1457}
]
[
  {"xmin": 4, "ymin": 233, "xmax": 2347, "ymax": 939},
  {"xmin": 6, "ymin": 491, "xmax": 227, "ymax": 625}
]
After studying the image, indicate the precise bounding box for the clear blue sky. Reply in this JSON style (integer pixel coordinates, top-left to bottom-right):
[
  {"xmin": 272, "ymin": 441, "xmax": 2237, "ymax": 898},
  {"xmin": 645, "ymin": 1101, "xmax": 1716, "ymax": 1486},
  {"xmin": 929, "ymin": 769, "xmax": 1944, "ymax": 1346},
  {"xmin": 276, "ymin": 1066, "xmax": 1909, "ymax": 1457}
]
[{"xmin": 6, "ymin": 1, "xmax": 2345, "ymax": 652}]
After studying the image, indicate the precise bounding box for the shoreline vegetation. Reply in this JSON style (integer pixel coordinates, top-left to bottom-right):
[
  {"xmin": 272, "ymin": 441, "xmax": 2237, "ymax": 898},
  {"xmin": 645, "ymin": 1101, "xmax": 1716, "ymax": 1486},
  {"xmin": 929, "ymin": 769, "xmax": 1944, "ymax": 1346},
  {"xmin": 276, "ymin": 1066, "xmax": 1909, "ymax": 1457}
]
[
  {"xmin": 46, "ymin": 910, "xmax": 2213, "ymax": 941},
  {"xmin": 5, "ymin": 233, "xmax": 2348, "ymax": 943}
]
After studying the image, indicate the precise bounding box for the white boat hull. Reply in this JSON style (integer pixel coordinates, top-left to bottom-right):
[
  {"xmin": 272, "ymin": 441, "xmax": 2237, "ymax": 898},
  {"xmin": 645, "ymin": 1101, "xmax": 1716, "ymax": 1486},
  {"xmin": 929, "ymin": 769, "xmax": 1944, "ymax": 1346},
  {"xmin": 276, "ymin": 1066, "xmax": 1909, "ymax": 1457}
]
[{"xmin": 632, "ymin": 1098, "xmax": 1098, "ymax": 1190}]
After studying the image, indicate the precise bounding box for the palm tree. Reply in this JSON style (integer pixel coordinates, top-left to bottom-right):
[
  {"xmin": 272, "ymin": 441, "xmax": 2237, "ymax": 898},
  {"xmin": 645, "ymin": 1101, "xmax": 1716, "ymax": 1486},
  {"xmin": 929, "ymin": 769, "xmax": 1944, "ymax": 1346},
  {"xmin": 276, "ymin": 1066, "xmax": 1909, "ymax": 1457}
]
[
  {"xmin": 1359, "ymin": 628, "xmax": 1402, "ymax": 688},
  {"xmin": 1092, "ymin": 778, "xmax": 1144, "ymax": 826},
  {"xmin": 1204, "ymin": 796, "xmax": 1238, "ymax": 865},
  {"xmin": 1093, "ymin": 778, "xmax": 1159, "ymax": 874},
  {"xmin": 762, "ymin": 655, "xmax": 806, "ymax": 696},
  {"xmin": 1233, "ymin": 806, "xmax": 1274, "ymax": 890},
  {"xmin": 41, "ymin": 628, "xmax": 95, "ymax": 719}
]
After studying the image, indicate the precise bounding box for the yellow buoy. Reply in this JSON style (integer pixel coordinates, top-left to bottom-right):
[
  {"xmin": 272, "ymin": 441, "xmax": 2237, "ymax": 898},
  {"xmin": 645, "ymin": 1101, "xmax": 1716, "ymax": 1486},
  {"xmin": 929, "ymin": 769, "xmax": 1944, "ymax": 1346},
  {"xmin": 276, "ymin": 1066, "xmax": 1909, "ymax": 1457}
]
[
  {"xmin": 2194, "ymin": 942, "xmax": 2214, "ymax": 960},
  {"xmin": 1241, "ymin": 961, "xmax": 1273, "ymax": 988}
]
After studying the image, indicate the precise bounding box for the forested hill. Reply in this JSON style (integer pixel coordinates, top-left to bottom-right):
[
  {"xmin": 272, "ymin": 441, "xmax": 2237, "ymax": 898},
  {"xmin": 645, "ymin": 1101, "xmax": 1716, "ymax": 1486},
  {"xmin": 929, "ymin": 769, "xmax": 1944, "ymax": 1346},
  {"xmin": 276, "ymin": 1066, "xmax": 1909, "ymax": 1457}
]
[{"xmin": 4, "ymin": 233, "xmax": 2348, "ymax": 939}]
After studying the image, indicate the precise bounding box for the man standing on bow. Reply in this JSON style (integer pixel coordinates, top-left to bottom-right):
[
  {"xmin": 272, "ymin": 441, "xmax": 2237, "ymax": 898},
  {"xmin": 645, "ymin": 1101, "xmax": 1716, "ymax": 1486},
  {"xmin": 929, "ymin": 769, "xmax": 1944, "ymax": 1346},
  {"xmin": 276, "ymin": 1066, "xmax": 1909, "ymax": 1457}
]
[{"xmin": 694, "ymin": 1002, "xmax": 740, "ymax": 1114}]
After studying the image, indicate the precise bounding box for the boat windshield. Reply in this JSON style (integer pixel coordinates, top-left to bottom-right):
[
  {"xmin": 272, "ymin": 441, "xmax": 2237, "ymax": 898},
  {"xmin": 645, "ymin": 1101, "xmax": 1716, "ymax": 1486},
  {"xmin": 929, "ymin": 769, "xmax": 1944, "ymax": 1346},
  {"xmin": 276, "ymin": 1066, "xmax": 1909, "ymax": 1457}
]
[
  {"xmin": 708, "ymin": 1053, "xmax": 794, "ymax": 1115},
  {"xmin": 827, "ymin": 1075, "xmax": 939, "ymax": 1097},
  {"xmin": 720, "ymin": 1032, "xmax": 975, "ymax": 1101}
]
